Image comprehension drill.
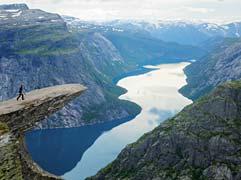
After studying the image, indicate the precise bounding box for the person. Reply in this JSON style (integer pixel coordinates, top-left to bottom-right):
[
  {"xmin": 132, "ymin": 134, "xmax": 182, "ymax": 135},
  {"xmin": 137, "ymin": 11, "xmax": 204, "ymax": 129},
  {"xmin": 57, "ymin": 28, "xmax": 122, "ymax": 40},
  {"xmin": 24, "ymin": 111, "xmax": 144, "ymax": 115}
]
[{"xmin": 17, "ymin": 84, "xmax": 25, "ymax": 101}]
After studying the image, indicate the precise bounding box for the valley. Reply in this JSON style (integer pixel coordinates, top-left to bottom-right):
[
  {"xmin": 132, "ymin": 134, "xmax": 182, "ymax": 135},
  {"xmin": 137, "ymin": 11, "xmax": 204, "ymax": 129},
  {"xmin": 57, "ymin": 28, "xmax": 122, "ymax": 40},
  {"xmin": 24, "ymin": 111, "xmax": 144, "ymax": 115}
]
[{"xmin": 0, "ymin": 2, "xmax": 241, "ymax": 180}]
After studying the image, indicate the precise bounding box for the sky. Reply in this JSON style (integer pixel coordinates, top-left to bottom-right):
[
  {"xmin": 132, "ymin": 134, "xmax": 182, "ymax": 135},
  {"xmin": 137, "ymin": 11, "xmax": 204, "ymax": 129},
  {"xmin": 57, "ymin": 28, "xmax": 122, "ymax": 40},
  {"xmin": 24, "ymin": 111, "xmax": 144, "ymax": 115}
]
[{"xmin": 1, "ymin": 0, "xmax": 241, "ymax": 23}]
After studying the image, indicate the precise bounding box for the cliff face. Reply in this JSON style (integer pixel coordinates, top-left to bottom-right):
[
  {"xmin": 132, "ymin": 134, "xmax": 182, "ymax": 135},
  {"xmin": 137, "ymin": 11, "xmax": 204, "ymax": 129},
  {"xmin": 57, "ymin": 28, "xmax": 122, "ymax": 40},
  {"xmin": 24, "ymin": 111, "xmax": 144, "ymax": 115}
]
[
  {"xmin": 90, "ymin": 81, "xmax": 241, "ymax": 180},
  {"xmin": 180, "ymin": 38, "xmax": 241, "ymax": 100},
  {"xmin": 0, "ymin": 4, "xmax": 140, "ymax": 129},
  {"xmin": 0, "ymin": 84, "xmax": 86, "ymax": 180}
]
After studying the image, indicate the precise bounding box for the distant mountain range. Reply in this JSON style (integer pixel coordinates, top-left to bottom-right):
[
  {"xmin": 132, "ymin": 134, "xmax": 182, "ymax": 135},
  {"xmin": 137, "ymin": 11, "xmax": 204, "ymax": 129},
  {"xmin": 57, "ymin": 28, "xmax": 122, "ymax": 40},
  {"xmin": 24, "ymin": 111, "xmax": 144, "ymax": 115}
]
[
  {"xmin": 64, "ymin": 16, "xmax": 207, "ymax": 65},
  {"xmin": 64, "ymin": 17, "xmax": 241, "ymax": 46},
  {"xmin": 107, "ymin": 20, "xmax": 241, "ymax": 46}
]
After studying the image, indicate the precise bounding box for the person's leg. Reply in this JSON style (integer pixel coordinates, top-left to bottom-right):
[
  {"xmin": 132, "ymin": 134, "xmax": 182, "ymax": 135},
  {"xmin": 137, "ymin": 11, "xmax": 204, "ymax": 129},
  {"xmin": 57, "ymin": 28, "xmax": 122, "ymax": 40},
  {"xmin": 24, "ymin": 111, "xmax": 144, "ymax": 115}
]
[
  {"xmin": 17, "ymin": 94, "xmax": 21, "ymax": 101},
  {"xmin": 21, "ymin": 94, "xmax": 24, "ymax": 100}
]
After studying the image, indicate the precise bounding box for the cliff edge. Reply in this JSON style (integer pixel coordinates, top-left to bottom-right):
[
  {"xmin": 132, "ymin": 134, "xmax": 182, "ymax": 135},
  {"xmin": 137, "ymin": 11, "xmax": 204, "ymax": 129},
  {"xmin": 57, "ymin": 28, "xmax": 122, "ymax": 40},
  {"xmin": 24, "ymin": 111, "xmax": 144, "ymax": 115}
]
[{"xmin": 0, "ymin": 84, "xmax": 86, "ymax": 180}]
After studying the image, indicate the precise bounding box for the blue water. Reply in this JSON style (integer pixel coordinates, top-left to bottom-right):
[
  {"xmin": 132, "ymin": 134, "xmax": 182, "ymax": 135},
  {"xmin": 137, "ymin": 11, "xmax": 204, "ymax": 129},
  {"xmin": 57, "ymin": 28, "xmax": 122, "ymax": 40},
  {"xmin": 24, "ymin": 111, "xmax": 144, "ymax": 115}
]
[
  {"xmin": 25, "ymin": 116, "xmax": 134, "ymax": 176},
  {"xmin": 25, "ymin": 62, "xmax": 192, "ymax": 179}
]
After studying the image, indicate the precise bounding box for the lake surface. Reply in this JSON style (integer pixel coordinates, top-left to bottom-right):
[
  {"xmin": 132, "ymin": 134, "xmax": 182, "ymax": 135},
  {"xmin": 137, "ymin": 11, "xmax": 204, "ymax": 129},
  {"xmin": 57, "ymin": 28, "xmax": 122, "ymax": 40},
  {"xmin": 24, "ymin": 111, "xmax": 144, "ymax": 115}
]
[{"xmin": 25, "ymin": 62, "xmax": 192, "ymax": 180}]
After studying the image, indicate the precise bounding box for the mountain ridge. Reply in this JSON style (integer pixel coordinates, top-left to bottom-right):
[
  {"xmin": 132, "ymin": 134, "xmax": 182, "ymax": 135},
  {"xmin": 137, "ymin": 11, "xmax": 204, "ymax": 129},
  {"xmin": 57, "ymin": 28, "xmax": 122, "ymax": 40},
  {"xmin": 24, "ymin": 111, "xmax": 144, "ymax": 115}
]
[{"xmin": 64, "ymin": 17, "xmax": 241, "ymax": 46}]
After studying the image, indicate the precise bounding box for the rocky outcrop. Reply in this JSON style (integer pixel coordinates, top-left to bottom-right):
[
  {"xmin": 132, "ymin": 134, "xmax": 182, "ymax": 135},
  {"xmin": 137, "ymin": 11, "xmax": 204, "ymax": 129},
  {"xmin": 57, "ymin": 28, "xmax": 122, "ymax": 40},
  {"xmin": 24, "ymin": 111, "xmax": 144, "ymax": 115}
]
[
  {"xmin": 180, "ymin": 38, "xmax": 241, "ymax": 100},
  {"xmin": 89, "ymin": 81, "xmax": 241, "ymax": 180},
  {"xmin": 0, "ymin": 4, "xmax": 141, "ymax": 129},
  {"xmin": 0, "ymin": 84, "xmax": 86, "ymax": 180}
]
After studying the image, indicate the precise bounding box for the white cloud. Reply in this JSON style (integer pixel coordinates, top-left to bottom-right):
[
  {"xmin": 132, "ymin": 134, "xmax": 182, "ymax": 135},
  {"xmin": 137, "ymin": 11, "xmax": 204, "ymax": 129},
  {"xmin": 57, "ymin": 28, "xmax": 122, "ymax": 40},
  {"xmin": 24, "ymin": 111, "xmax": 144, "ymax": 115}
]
[
  {"xmin": 180, "ymin": 7, "xmax": 215, "ymax": 14},
  {"xmin": 0, "ymin": 0, "xmax": 240, "ymax": 22}
]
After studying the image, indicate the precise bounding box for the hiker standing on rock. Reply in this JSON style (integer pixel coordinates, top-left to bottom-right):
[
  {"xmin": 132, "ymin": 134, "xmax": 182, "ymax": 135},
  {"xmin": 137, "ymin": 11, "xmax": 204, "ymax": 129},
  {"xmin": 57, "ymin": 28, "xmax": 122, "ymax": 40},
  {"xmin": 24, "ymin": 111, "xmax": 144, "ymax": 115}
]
[{"xmin": 17, "ymin": 84, "xmax": 25, "ymax": 101}]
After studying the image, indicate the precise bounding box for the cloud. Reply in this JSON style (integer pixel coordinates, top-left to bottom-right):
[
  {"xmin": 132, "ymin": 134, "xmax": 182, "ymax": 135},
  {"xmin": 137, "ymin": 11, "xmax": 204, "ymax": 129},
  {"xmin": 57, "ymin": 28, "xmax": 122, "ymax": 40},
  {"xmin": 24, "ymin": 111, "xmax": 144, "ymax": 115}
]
[
  {"xmin": 180, "ymin": 6, "xmax": 215, "ymax": 14},
  {"xmin": 0, "ymin": 0, "xmax": 240, "ymax": 22}
]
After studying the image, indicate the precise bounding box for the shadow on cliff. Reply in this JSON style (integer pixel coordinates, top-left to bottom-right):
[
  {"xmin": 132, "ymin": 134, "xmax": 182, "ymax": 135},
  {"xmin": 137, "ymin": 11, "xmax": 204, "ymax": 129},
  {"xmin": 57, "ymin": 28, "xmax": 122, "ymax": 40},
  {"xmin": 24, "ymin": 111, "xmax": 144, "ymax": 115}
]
[{"xmin": 24, "ymin": 115, "xmax": 136, "ymax": 176}]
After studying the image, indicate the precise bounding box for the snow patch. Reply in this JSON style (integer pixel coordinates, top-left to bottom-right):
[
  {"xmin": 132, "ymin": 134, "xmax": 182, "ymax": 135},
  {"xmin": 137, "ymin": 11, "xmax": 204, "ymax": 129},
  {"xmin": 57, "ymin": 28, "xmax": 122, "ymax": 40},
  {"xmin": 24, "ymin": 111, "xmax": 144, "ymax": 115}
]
[
  {"xmin": 112, "ymin": 28, "xmax": 124, "ymax": 32},
  {"xmin": 11, "ymin": 10, "xmax": 22, "ymax": 17},
  {"xmin": 190, "ymin": 59, "xmax": 197, "ymax": 63},
  {"xmin": 0, "ymin": 15, "xmax": 7, "ymax": 18},
  {"xmin": 5, "ymin": 9, "xmax": 19, "ymax": 13},
  {"xmin": 205, "ymin": 23, "xmax": 219, "ymax": 31},
  {"xmin": 222, "ymin": 25, "xmax": 229, "ymax": 30}
]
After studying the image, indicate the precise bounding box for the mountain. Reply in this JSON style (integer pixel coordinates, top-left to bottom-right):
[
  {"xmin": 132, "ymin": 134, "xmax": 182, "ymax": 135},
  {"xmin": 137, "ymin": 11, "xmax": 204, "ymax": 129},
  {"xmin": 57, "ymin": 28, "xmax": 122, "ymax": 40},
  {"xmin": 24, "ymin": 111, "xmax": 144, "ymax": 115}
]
[
  {"xmin": 72, "ymin": 19, "xmax": 241, "ymax": 46},
  {"xmin": 90, "ymin": 80, "xmax": 241, "ymax": 180},
  {"xmin": 0, "ymin": 4, "xmax": 141, "ymax": 128},
  {"xmin": 180, "ymin": 38, "xmax": 241, "ymax": 100},
  {"xmin": 144, "ymin": 21, "xmax": 241, "ymax": 46},
  {"xmin": 104, "ymin": 20, "xmax": 225, "ymax": 46}
]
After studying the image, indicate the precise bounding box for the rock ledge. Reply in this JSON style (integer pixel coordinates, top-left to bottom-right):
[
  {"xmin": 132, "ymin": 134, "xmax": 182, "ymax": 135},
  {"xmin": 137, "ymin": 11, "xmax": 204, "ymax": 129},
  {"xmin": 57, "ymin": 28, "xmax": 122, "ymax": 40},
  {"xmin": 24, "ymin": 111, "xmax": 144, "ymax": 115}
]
[{"xmin": 0, "ymin": 84, "xmax": 86, "ymax": 180}]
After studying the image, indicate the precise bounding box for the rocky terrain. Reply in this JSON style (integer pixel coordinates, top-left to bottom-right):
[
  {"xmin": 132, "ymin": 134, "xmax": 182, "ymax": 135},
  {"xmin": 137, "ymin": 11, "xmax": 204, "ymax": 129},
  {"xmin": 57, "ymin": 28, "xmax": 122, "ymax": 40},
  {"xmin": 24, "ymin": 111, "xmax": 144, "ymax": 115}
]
[
  {"xmin": 0, "ymin": 4, "xmax": 141, "ymax": 129},
  {"xmin": 0, "ymin": 84, "xmax": 86, "ymax": 180},
  {"xmin": 180, "ymin": 38, "xmax": 241, "ymax": 100},
  {"xmin": 90, "ymin": 80, "xmax": 241, "ymax": 180}
]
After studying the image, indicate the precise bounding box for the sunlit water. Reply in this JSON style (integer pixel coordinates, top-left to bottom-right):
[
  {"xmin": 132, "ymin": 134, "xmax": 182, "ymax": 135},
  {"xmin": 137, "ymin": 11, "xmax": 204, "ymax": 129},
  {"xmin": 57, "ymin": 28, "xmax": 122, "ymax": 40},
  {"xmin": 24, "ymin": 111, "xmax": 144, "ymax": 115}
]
[{"xmin": 25, "ymin": 62, "xmax": 192, "ymax": 180}]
